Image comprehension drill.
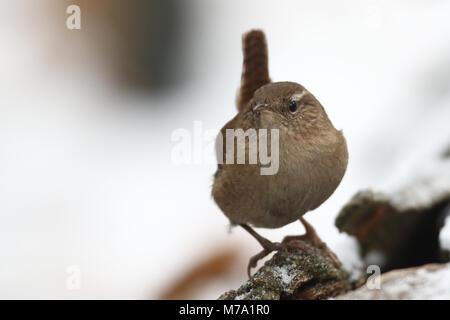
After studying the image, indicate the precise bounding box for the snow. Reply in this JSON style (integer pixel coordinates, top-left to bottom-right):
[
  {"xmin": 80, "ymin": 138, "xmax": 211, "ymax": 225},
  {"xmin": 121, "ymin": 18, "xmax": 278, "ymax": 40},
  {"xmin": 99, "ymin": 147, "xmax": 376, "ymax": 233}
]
[
  {"xmin": 440, "ymin": 208, "xmax": 450, "ymax": 253},
  {"xmin": 333, "ymin": 234, "xmax": 365, "ymax": 282},
  {"xmin": 388, "ymin": 158, "xmax": 450, "ymax": 212},
  {"xmin": 272, "ymin": 264, "xmax": 297, "ymax": 290},
  {"xmin": 377, "ymin": 265, "xmax": 450, "ymax": 299},
  {"xmin": 364, "ymin": 250, "xmax": 387, "ymax": 268},
  {"xmin": 234, "ymin": 293, "xmax": 246, "ymax": 300},
  {"xmin": 337, "ymin": 264, "xmax": 450, "ymax": 300}
]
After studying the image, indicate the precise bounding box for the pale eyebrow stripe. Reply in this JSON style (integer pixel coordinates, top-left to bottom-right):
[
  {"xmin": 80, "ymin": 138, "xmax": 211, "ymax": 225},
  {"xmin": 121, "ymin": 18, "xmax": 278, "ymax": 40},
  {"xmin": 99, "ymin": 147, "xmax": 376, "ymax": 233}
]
[{"xmin": 290, "ymin": 91, "xmax": 308, "ymax": 101}]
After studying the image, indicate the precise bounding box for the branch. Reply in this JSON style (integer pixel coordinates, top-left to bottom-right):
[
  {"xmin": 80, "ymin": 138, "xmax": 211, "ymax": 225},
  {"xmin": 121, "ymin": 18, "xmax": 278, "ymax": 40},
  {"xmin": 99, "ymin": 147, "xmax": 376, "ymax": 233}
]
[{"xmin": 219, "ymin": 239, "xmax": 351, "ymax": 300}]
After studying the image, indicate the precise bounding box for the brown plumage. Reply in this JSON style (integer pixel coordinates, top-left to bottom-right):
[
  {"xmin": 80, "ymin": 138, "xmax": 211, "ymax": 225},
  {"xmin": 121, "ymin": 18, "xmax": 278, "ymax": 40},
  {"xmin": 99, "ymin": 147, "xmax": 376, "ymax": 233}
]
[
  {"xmin": 212, "ymin": 30, "xmax": 348, "ymax": 275},
  {"xmin": 236, "ymin": 30, "xmax": 271, "ymax": 112}
]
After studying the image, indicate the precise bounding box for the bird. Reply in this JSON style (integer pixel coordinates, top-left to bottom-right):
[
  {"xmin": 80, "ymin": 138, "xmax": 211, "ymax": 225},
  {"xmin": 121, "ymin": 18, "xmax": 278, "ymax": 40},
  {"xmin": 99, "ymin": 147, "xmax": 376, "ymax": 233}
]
[{"xmin": 212, "ymin": 30, "xmax": 348, "ymax": 275}]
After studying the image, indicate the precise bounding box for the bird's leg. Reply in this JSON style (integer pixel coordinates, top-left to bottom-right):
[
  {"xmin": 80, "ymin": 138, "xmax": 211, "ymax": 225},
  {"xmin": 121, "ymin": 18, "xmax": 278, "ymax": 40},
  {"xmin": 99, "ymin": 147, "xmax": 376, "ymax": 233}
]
[
  {"xmin": 282, "ymin": 217, "xmax": 323, "ymax": 247},
  {"xmin": 240, "ymin": 224, "xmax": 281, "ymax": 251},
  {"xmin": 282, "ymin": 217, "xmax": 341, "ymax": 268},
  {"xmin": 241, "ymin": 219, "xmax": 341, "ymax": 276},
  {"xmin": 239, "ymin": 224, "xmax": 284, "ymax": 276}
]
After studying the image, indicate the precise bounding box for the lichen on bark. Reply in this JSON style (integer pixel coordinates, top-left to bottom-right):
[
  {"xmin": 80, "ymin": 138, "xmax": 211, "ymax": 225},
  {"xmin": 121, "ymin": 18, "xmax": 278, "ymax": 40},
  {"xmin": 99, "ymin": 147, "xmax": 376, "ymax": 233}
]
[{"xmin": 219, "ymin": 239, "xmax": 351, "ymax": 300}]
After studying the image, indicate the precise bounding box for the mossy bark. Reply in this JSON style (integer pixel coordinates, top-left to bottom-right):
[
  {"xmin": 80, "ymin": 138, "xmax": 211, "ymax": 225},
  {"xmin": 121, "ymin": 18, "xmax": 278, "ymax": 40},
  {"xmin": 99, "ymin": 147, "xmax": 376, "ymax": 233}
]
[{"xmin": 219, "ymin": 239, "xmax": 351, "ymax": 300}]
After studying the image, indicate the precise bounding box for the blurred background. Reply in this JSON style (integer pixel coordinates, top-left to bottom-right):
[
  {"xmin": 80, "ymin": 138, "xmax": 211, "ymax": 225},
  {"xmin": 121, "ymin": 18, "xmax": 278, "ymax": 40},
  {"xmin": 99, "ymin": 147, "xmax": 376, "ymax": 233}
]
[{"xmin": 1, "ymin": 0, "xmax": 450, "ymax": 299}]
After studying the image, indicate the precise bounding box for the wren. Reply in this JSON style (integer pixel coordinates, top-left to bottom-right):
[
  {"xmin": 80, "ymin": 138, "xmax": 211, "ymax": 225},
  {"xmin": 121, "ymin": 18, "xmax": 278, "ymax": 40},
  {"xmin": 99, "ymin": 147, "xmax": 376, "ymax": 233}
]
[{"xmin": 212, "ymin": 30, "xmax": 348, "ymax": 275}]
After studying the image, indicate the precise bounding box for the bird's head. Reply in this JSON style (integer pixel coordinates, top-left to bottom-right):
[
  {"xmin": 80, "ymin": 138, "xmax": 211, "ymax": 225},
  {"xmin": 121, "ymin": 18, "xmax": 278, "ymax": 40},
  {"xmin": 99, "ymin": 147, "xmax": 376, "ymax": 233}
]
[{"xmin": 246, "ymin": 81, "xmax": 333, "ymax": 136}]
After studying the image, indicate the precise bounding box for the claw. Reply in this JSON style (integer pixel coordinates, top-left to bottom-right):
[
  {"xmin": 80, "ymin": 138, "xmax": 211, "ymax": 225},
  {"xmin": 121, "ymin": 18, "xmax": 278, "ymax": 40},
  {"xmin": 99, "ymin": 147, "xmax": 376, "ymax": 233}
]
[
  {"xmin": 247, "ymin": 249, "xmax": 271, "ymax": 277},
  {"xmin": 240, "ymin": 218, "xmax": 342, "ymax": 277}
]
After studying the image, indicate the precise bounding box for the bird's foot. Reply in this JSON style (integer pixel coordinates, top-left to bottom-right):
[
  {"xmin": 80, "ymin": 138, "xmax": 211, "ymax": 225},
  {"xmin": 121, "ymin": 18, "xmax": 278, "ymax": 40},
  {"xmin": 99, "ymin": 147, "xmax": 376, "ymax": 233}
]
[
  {"xmin": 281, "ymin": 217, "xmax": 325, "ymax": 247},
  {"xmin": 281, "ymin": 217, "xmax": 341, "ymax": 268},
  {"xmin": 240, "ymin": 223, "xmax": 315, "ymax": 277},
  {"xmin": 240, "ymin": 219, "xmax": 340, "ymax": 277},
  {"xmin": 246, "ymin": 241, "xmax": 283, "ymax": 277},
  {"xmin": 239, "ymin": 224, "xmax": 282, "ymax": 276},
  {"xmin": 246, "ymin": 237, "xmax": 317, "ymax": 277}
]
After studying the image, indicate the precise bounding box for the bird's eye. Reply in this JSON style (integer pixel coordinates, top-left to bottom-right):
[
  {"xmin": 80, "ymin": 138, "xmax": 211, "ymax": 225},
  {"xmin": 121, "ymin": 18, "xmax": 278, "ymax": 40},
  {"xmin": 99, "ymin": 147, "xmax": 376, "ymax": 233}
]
[{"xmin": 288, "ymin": 101, "xmax": 298, "ymax": 113}]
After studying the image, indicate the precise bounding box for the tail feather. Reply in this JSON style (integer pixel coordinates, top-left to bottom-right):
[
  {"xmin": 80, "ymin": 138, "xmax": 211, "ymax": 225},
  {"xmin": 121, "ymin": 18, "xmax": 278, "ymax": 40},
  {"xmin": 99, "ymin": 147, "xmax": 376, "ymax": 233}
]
[{"xmin": 236, "ymin": 30, "xmax": 271, "ymax": 112}]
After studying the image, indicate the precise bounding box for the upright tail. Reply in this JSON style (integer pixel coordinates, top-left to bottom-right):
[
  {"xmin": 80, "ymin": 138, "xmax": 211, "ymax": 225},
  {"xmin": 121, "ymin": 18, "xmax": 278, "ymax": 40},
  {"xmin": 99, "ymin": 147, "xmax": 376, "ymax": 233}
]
[{"xmin": 236, "ymin": 30, "xmax": 271, "ymax": 112}]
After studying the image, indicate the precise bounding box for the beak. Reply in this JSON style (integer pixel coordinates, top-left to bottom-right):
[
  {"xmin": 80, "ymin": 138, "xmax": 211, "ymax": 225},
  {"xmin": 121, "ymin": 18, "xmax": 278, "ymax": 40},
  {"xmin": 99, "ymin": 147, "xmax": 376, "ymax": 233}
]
[{"xmin": 252, "ymin": 103, "xmax": 270, "ymax": 113}]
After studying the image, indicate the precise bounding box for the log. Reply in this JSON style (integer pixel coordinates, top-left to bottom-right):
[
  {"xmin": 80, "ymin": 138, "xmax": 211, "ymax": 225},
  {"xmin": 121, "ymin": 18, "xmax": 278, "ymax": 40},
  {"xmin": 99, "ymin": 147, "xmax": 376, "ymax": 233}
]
[{"xmin": 219, "ymin": 238, "xmax": 351, "ymax": 300}]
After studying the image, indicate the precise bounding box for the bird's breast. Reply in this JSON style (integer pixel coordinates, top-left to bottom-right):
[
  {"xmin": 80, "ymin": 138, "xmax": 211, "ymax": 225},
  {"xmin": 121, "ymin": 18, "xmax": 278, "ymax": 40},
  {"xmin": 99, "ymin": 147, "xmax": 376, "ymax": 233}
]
[{"xmin": 212, "ymin": 126, "xmax": 348, "ymax": 228}]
